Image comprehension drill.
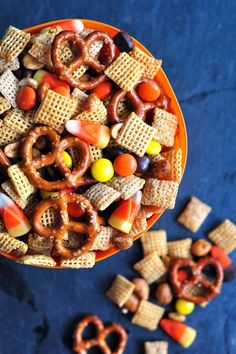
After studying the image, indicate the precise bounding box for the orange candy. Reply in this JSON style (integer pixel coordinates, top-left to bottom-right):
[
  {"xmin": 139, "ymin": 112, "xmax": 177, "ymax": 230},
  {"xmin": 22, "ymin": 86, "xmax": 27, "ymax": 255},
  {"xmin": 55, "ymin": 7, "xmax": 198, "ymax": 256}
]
[
  {"xmin": 68, "ymin": 202, "xmax": 85, "ymax": 218},
  {"xmin": 210, "ymin": 245, "xmax": 232, "ymax": 270},
  {"xmin": 137, "ymin": 81, "xmax": 161, "ymax": 102},
  {"xmin": 178, "ymin": 269, "xmax": 190, "ymax": 282},
  {"xmin": 91, "ymin": 81, "xmax": 113, "ymax": 101},
  {"xmin": 114, "ymin": 154, "xmax": 137, "ymax": 176},
  {"xmin": 17, "ymin": 86, "xmax": 36, "ymax": 110},
  {"xmin": 54, "ymin": 85, "xmax": 70, "ymax": 98}
]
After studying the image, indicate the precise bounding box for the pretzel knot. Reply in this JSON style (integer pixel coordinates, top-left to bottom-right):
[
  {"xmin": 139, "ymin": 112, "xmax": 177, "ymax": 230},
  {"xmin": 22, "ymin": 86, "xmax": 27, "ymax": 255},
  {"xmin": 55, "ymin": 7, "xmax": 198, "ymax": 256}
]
[
  {"xmin": 21, "ymin": 126, "xmax": 93, "ymax": 191},
  {"xmin": 170, "ymin": 257, "xmax": 223, "ymax": 304},
  {"xmin": 33, "ymin": 192, "xmax": 101, "ymax": 259},
  {"xmin": 108, "ymin": 79, "xmax": 170, "ymax": 124},
  {"xmin": 73, "ymin": 315, "xmax": 128, "ymax": 354},
  {"xmin": 52, "ymin": 30, "xmax": 116, "ymax": 90}
]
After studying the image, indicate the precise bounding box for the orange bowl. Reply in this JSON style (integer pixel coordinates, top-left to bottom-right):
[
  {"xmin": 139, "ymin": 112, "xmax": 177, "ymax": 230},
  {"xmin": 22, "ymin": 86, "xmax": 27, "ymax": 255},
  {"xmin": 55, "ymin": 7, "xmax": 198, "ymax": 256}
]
[{"xmin": 0, "ymin": 19, "xmax": 187, "ymax": 267}]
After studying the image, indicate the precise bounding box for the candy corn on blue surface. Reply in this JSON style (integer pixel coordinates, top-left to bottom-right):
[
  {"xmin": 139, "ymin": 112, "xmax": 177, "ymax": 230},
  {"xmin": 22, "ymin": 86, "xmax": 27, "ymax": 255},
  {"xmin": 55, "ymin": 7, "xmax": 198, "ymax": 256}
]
[{"xmin": 0, "ymin": 0, "xmax": 236, "ymax": 353}]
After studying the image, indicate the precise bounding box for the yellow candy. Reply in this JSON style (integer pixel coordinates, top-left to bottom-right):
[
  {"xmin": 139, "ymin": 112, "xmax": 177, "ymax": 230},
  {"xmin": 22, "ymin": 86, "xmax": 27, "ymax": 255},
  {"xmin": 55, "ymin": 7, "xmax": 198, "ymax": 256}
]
[
  {"xmin": 146, "ymin": 140, "xmax": 162, "ymax": 154},
  {"xmin": 175, "ymin": 299, "xmax": 195, "ymax": 315},
  {"xmin": 61, "ymin": 151, "xmax": 73, "ymax": 169},
  {"xmin": 91, "ymin": 158, "xmax": 114, "ymax": 182}
]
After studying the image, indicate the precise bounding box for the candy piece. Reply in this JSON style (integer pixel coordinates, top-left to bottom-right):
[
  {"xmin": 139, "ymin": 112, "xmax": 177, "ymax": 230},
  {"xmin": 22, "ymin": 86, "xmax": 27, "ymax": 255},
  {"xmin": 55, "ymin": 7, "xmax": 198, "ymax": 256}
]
[
  {"xmin": 0, "ymin": 192, "xmax": 31, "ymax": 237},
  {"xmin": 16, "ymin": 86, "xmax": 36, "ymax": 110},
  {"xmin": 224, "ymin": 264, "xmax": 236, "ymax": 282},
  {"xmin": 138, "ymin": 81, "xmax": 161, "ymax": 101},
  {"xmin": 135, "ymin": 154, "xmax": 151, "ymax": 175},
  {"xmin": 54, "ymin": 19, "xmax": 84, "ymax": 33},
  {"xmin": 211, "ymin": 245, "xmax": 236, "ymax": 282},
  {"xmin": 61, "ymin": 151, "xmax": 73, "ymax": 169},
  {"xmin": 66, "ymin": 120, "xmax": 110, "ymax": 149},
  {"xmin": 160, "ymin": 319, "xmax": 197, "ymax": 348},
  {"xmin": 178, "ymin": 269, "xmax": 190, "ymax": 282},
  {"xmin": 91, "ymin": 80, "xmax": 113, "ymax": 101},
  {"xmin": 175, "ymin": 299, "xmax": 195, "ymax": 315},
  {"xmin": 147, "ymin": 159, "xmax": 172, "ymax": 180},
  {"xmin": 68, "ymin": 202, "xmax": 85, "ymax": 218},
  {"xmin": 146, "ymin": 140, "xmax": 162, "ymax": 155},
  {"xmin": 113, "ymin": 31, "xmax": 134, "ymax": 53},
  {"xmin": 91, "ymin": 158, "xmax": 114, "ymax": 182},
  {"xmin": 114, "ymin": 153, "xmax": 137, "ymax": 177},
  {"xmin": 33, "ymin": 69, "xmax": 69, "ymax": 90},
  {"xmin": 103, "ymin": 147, "xmax": 124, "ymax": 161},
  {"xmin": 53, "ymin": 85, "xmax": 70, "ymax": 98},
  {"xmin": 108, "ymin": 190, "xmax": 142, "ymax": 233}
]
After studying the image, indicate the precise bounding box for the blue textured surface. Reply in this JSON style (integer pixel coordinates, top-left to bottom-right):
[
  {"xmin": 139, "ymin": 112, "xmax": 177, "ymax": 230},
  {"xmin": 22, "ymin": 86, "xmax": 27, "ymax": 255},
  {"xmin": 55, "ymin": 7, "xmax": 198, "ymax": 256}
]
[{"xmin": 0, "ymin": 1, "xmax": 236, "ymax": 353}]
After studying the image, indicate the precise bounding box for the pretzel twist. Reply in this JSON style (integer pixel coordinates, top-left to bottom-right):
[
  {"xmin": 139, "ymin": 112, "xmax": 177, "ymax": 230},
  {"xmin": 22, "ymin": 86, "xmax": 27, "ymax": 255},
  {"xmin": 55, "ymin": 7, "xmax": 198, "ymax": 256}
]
[
  {"xmin": 108, "ymin": 79, "xmax": 170, "ymax": 124},
  {"xmin": 21, "ymin": 126, "xmax": 93, "ymax": 191},
  {"xmin": 33, "ymin": 192, "xmax": 101, "ymax": 258},
  {"xmin": 73, "ymin": 315, "xmax": 128, "ymax": 354},
  {"xmin": 52, "ymin": 30, "xmax": 116, "ymax": 90},
  {"xmin": 170, "ymin": 257, "xmax": 223, "ymax": 304}
]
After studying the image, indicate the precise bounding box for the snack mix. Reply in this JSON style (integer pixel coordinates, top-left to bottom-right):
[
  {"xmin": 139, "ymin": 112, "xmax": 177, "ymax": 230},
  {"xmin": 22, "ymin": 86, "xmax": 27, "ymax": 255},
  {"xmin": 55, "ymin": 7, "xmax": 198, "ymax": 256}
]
[
  {"xmin": 107, "ymin": 199, "xmax": 236, "ymax": 349},
  {"xmin": 1, "ymin": 19, "xmax": 236, "ymax": 354},
  {"xmin": 0, "ymin": 20, "xmax": 182, "ymax": 268}
]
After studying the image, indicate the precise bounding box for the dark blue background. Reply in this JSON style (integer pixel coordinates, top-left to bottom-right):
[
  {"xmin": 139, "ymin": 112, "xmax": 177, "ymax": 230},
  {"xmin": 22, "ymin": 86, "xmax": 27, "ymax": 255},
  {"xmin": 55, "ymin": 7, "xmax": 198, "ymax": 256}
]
[{"xmin": 0, "ymin": 0, "xmax": 236, "ymax": 353}]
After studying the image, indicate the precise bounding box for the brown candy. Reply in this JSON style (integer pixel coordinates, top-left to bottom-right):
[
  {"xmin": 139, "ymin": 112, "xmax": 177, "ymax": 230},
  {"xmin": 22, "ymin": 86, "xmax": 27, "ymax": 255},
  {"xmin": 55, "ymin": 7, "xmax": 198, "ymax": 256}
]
[{"xmin": 147, "ymin": 159, "xmax": 172, "ymax": 180}]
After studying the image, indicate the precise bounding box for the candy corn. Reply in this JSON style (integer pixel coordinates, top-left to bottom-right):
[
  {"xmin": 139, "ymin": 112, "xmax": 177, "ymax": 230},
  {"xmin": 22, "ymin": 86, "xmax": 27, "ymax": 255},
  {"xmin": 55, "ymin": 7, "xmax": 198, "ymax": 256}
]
[
  {"xmin": 33, "ymin": 70, "xmax": 70, "ymax": 90},
  {"xmin": 0, "ymin": 192, "xmax": 31, "ymax": 237},
  {"xmin": 108, "ymin": 191, "xmax": 142, "ymax": 233},
  {"xmin": 160, "ymin": 319, "xmax": 197, "ymax": 348},
  {"xmin": 211, "ymin": 246, "xmax": 236, "ymax": 282},
  {"xmin": 66, "ymin": 120, "xmax": 110, "ymax": 149}
]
